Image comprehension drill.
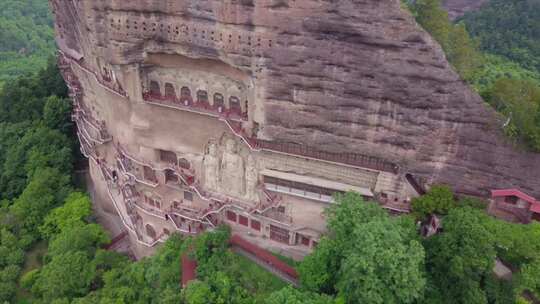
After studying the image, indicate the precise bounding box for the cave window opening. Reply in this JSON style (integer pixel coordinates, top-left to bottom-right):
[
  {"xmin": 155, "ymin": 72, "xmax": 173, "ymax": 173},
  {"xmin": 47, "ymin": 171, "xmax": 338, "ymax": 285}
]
[
  {"xmin": 164, "ymin": 83, "xmax": 176, "ymax": 100},
  {"xmin": 143, "ymin": 166, "xmax": 158, "ymax": 184},
  {"xmin": 197, "ymin": 90, "xmax": 209, "ymax": 106},
  {"xmin": 178, "ymin": 158, "xmax": 191, "ymax": 170},
  {"xmin": 145, "ymin": 224, "xmax": 156, "ymax": 239},
  {"xmin": 213, "ymin": 93, "xmax": 225, "ymax": 112},
  {"xmin": 160, "ymin": 150, "xmax": 178, "ymax": 165},
  {"xmin": 164, "ymin": 169, "xmax": 178, "ymax": 184},
  {"xmin": 184, "ymin": 191, "xmax": 193, "ymax": 202},
  {"xmin": 229, "ymin": 96, "xmax": 241, "ymax": 115},
  {"xmin": 180, "ymin": 87, "xmax": 192, "ymax": 105},
  {"xmin": 149, "ymin": 81, "xmax": 161, "ymax": 96}
]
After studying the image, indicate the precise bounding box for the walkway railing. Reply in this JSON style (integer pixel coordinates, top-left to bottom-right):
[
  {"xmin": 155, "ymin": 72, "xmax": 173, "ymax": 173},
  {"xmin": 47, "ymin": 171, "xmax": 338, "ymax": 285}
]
[
  {"xmin": 105, "ymin": 230, "xmax": 128, "ymax": 250},
  {"xmin": 58, "ymin": 51, "xmax": 127, "ymax": 98},
  {"xmin": 230, "ymin": 234, "xmax": 299, "ymax": 286},
  {"xmin": 73, "ymin": 109, "xmax": 112, "ymax": 144},
  {"xmin": 143, "ymin": 92, "xmax": 248, "ymax": 122},
  {"xmin": 116, "ymin": 149, "xmax": 159, "ymax": 188}
]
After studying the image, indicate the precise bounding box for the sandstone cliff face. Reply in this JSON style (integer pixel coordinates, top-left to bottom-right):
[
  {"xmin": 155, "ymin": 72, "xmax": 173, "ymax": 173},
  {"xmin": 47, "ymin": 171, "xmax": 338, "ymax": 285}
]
[
  {"xmin": 52, "ymin": 0, "xmax": 540, "ymax": 198},
  {"xmin": 443, "ymin": 0, "xmax": 488, "ymax": 19}
]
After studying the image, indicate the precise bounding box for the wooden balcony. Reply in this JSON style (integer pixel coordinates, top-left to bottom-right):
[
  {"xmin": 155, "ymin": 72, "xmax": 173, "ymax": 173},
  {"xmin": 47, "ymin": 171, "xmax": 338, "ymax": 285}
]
[{"xmin": 116, "ymin": 148, "xmax": 159, "ymax": 187}]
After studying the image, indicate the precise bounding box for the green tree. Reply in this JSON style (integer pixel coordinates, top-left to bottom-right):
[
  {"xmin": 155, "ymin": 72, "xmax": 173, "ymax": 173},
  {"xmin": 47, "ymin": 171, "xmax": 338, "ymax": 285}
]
[
  {"xmin": 1, "ymin": 126, "xmax": 73, "ymax": 200},
  {"xmin": 336, "ymin": 219, "xmax": 426, "ymax": 304},
  {"xmin": 411, "ymin": 0, "xmax": 483, "ymax": 82},
  {"xmin": 299, "ymin": 238, "xmax": 341, "ymax": 294},
  {"xmin": 486, "ymin": 78, "xmax": 540, "ymax": 150},
  {"xmin": 265, "ymin": 286, "xmax": 336, "ymax": 304},
  {"xmin": 20, "ymin": 269, "xmax": 39, "ymax": 290},
  {"xmin": 424, "ymin": 207, "xmax": 496, "ymax": 303},
  {"xmin": 300, "ymin": 192, "xmax": 426, "ymax": 304},
  {"xmin": 0, "ymin": 0, "xmax": 55, "ymax": 84},
  {"xmin": 517, "ymin": 259, "xmax": 540, "ymax": 299},
  {"xmin": 47, "ymin": 224, "xmax": 109, "ymax": 258},
  {"xmin": 34, "ymin": 251, "xmax": 96, "ymax": 301},
  {"xmin": 183, "ymin": 280, "xmax": 214, "ymax": 304},
  {"xmin": 42, "ymin": 95, "xmax": 72, "ymax": 134},
  {"xmin": 411, "ymin": 185, "xmax": 456, "ymax": 220},
  {"xmin": 0, "ymin": 59, "xmax": 67, "ymax": 123},
  {"xmin": 413, "ymin": 0, "xmax": 451, "ymax": 48},
  {"xmin": 40, "ymin": 192, "xmax": 92, "ymax": 239},
  {"xmin": 446, "ymin": 23, "xmax": 483, "ymax": 81},
  {"xmin": 461, "ymin": 0, "xmax": 540, "ymax": 74},
  {"xmin": 10, "ymin": 168, "xmax": 71, "ymax": 236},
  {"xmin": 299, "ymin": 192, "xmax": 387, "ymax": 294}
]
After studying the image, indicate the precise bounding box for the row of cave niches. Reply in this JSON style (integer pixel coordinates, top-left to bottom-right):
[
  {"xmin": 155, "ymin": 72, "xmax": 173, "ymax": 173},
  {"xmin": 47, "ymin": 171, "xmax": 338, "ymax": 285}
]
[
  {"xmin": 144, "ymin": 81, "xmax": 248, "ymax": 120},
  {"xmin": 108, "ymin": 18, "xmax": 274, "ymax": 54}
]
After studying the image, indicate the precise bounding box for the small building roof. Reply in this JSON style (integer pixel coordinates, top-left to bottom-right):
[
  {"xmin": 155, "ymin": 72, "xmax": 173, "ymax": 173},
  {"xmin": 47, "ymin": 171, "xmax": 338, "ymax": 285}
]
[
  {"xmin": 491, "ymin": 189, "xmax": 537, "ymax": 204},
  {"xmin": 492, "ymin": 189, "xmax": 540, "ymax": 214},
  {"xmin": 530, "ymin": 203, "xmax": 540, "ymax": 214}
]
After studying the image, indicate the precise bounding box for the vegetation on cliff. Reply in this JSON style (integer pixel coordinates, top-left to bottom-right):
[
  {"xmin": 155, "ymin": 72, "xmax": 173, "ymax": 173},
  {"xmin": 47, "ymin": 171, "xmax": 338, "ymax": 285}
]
[{"xmin": 407, "ymin": 0, "xmax": 540, "ymax": 152}]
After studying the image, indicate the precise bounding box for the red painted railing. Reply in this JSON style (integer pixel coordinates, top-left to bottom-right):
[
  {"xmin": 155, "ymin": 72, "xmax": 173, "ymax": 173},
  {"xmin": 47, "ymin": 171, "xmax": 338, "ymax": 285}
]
[
  {"xmin": 143, "ymin": 91, "xmax": 248, "ymax": 121},
  {"xmin": 105, "ymin": 230, "xmax": 128, "ymax": 250},
  {"xmin": 257, "ymin": 140, "xmax": 399, "ymax": 174},
  {"xmin": 58, "ymin": 51, "xmax": 127, "ymax": 97},
  {"xmin": 230, "ymin": 234, "xmax": 298, "ymax": 279}
]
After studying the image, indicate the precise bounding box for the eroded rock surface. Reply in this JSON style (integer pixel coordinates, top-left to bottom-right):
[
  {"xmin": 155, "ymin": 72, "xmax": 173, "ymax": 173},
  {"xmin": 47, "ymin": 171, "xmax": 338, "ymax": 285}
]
[{"xmin": 51, "ymin": 0, "xmax": 540, "ymax": 198}]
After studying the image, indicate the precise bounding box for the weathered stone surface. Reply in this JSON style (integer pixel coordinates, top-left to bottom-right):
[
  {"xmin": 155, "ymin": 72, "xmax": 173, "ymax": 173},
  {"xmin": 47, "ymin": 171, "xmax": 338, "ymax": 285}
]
[
  {"xmin": 51, "ymin": 0, "xmax": 540, "ymax": 198},
  {"xmin": 443, "ymin": 0, "xmax": 489, "ymax": 19}
]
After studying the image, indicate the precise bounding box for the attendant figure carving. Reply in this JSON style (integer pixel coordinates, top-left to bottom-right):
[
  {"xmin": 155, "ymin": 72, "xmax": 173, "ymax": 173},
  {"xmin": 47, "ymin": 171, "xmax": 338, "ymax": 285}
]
[
  {"xmin": 220, "ymin": 139, "xmax": 245, "ymax": 196},
  {"xmin": 203, "ymin": 143, "xmax": 220, "ymax": 192},
  {"xmin": 245, "ymin": 155, "xmax": 259, "ymax": 201}
]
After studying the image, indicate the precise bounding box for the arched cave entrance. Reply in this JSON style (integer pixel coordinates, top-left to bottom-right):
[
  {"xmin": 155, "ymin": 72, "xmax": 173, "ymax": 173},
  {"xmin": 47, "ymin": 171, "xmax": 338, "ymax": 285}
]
[
  {"xmin": 164, "ymin": 169, "xmax": 178, "ymax": 184},
  {"xmin": 197, "ymin": 90, "xmax": 209, "ymax": 105},
  {"xmin": 180, "ymin": 87, "xmax": 192, "ymax": 105},
  {"xmin": 229, "ymin": 96, "xmax": 241, "ymax": 115},
  {"xmin": 145, "ymin": 224, "xmax": 157, "ymax": 239},
  {"xmin": 214, "ymin": 93, "xmax": 225, "ymax": 111},
  {"xmin": 165, "ymin": 83, "xmax": 176, "ymax": 99},
  {"xmin": 149, "ymin": 81, "xmax": 161, "ymax": 96}
]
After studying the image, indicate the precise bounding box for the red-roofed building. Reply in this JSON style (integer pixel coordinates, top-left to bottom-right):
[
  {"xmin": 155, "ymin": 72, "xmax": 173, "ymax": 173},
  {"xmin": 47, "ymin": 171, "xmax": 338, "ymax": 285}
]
[{"xmin": 489, "ymin": 189, "xmax": 540, "ymax": 224}]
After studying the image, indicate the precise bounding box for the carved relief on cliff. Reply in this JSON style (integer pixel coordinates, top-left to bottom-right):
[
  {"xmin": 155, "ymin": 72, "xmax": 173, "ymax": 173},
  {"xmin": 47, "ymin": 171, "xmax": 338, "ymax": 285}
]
[
  {"xmin": 202, "ymin": 134, "xmax": 261, "ymax": 202},
  {"xmin": 138, "ymin": 56, "xmax": 254, "ymax": 122},
  {"xmin": 105, "ymin": 11, "xmax": 275, "ymax": 56}
]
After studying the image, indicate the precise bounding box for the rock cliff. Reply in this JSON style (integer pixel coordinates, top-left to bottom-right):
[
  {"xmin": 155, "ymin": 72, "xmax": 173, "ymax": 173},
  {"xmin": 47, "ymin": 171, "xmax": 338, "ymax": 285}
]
[{"xmin": 51, "ymin": 0, "xmax": 540, "ymax": 198}]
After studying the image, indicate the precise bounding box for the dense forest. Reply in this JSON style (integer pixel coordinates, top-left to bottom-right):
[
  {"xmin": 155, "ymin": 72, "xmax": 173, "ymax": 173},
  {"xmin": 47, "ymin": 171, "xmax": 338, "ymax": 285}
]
[
  {"xmin": 461, "ymin": 0, "xmax": 540, "ymax": 75},
  {"xmin": 0, "ymin": 0, "xmax": 55, "ymax": 86}
]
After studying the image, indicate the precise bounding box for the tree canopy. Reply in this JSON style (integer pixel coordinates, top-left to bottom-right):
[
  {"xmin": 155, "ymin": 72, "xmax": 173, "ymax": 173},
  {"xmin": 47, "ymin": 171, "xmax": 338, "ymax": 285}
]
[
  {"xmin": 0, "ymin": 0, "xmax": 55, "ymax": 85},
  {"xmin": 460, "ymin": 0, "xmax": 540, "ymax": 75},
  {"xmin": 299, "ymin": 192, "xmax": 426, "ymax": 304}
]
